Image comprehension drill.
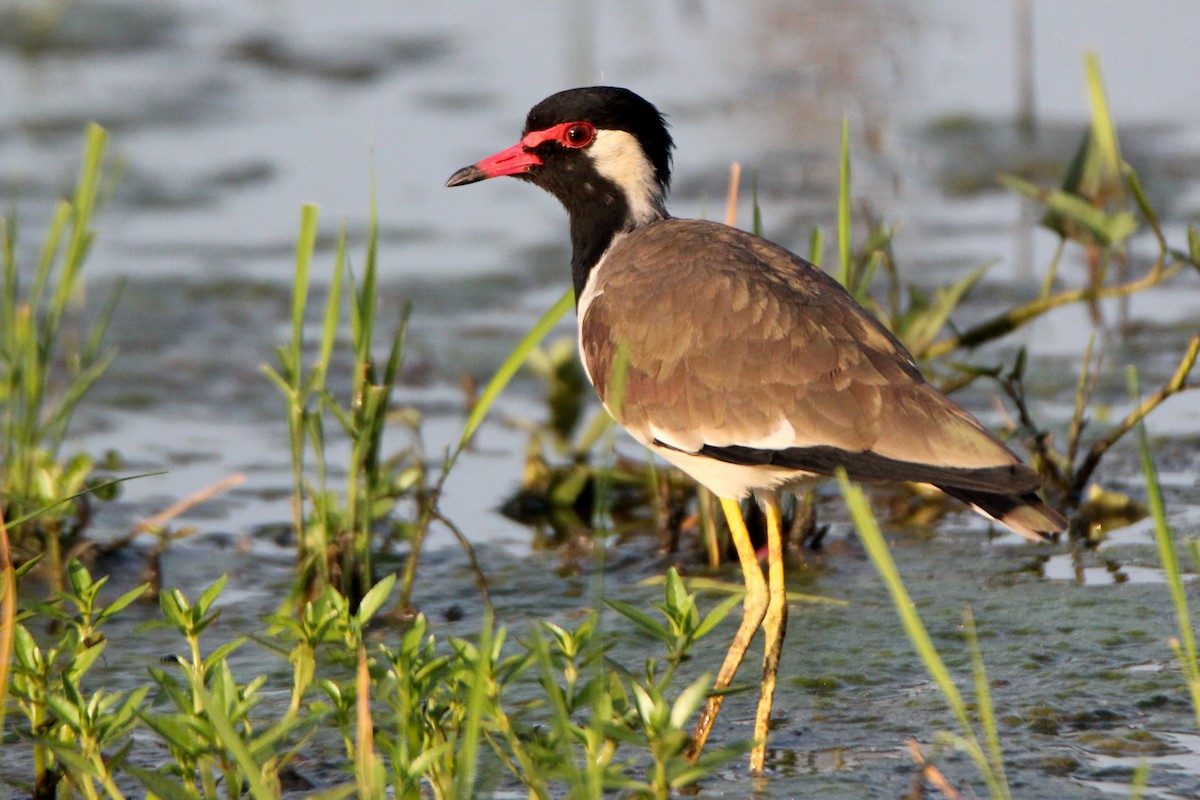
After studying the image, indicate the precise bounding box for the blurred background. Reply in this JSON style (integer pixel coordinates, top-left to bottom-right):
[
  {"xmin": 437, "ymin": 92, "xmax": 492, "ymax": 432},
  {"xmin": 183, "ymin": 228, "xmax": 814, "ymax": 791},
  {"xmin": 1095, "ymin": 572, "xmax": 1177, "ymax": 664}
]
[
  {"xmin": 2, "ymin": 0, "xmax": 1198, "ymax": 540},
  {"xmin": 3, "ymin": 1, "xmax": 1199, "ymax": 279},
  {"xmin": 5, "ymin": 6, "xmax": 1200, "ymax": 795}
]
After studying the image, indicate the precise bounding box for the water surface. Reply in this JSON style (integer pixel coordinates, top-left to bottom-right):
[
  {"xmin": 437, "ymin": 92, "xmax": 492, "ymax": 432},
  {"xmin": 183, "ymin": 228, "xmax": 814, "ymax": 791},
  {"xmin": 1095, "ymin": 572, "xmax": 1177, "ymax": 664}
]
[{"xmin": 3, "ymin": 2, "xmax": 1200, "ymax": 797}]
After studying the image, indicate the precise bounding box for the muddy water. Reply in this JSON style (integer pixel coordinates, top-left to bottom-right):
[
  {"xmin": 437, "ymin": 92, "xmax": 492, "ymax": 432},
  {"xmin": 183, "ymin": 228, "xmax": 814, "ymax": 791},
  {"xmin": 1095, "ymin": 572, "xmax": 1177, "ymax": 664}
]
[{"xmin": 3, "ymin": 1, "xmax": 1200, "ymax": 797}]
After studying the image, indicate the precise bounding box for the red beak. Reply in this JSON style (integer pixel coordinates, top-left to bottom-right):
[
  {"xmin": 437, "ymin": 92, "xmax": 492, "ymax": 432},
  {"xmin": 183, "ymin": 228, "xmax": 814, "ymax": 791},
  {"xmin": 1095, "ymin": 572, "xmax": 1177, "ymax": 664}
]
[{"xmin": 445, "ymin": 141, "xmax": 543, "ymax": 187}]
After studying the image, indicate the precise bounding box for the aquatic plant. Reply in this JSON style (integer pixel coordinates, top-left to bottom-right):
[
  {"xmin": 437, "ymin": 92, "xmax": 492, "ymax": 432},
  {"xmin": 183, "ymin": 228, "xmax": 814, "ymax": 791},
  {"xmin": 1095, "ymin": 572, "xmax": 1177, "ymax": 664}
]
[
  {"xmin": 264, "ymin": 199, "xmax": 417, "ymax": 608},
  {"xmin": 6, "ymin": 560, "xmax": 147, "ymax": 798},
  {"xmin": 972, "ymin": 57, "xmax": 1199, "ymax": 529},
  {"xmin": 1131, "ymin": 367, "xmax": 1200, "ymax": 730},
  {"xmin": 839, "ymin": 473, "xmax": 1012, "ymax": 799},
  {"xmin": 0, "ymin": 124, "xmax": 122, "ymax": 589},
  {"xmin": 0, "ymin": 555, "xmax": 738, "ymax": 798}
]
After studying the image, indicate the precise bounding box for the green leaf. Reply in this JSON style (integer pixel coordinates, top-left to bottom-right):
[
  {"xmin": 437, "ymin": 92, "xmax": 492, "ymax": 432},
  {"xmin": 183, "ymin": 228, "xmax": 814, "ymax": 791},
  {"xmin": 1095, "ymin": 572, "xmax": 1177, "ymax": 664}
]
[
  {"xmin": 98, "ymin": 583, "xmax": 150, "ymax": 624},
  {"xmin": 1001, "ymin": 174, "xmax": 1137, "ymax": 247},
  {"xmin": 663, "ymin": 568, "xmax": 690, "ymax": 617},
  {"xmin": 197, "ymin": 683, "xmax": 277, "ymax": 800},
  {"xmin": 540, "ymin": 621, "xmax": 573, "ymax": 654},
  {"xmin": 1122, "ymin": 163, "xmax": 1165, "ymax": 251},
  {"xmin": 66, "ymin": 559, "xmax": 95, "ymax": 597},
  {"xmin": 68, "ymin": 639, "xmax": 106, "ymax": 679},
  {"xmin": 36, "ymin": 744, "xmax": 97, "ymax": 779},
  {"xmin": 670, "ymin": 673, "xmax": 714, "ymax": 730},
  {"xmin": 125, "ymin": 766, "xmax": 198, "ymax": 800},
  {"xmin": 197, "ymin": 574, "xmax": 228, "ymax": 614},
  {"xmin": 837, "ymin": 114, "xmax": 852, "ymax": 286},
  {"xmin": 355, "ymin": 573, "xmax": 396, "ymax": 626},
  {"xmin": 693, "ymin": 593, "xmax": 744, "ymax": 641},
  {"xmin": 456, "ymin": 287, "xmax": 574, "ymax": 460},
  {"xmin": 301, "ymin": 783, "xmax": 358, "ymax": 800},
  {"xmin": 900, "ymin": 263, "xmax": 989, "ymax": 356},
  {"xmin": 630, "ymin": 681, "xmax": 658, "ymax": 726},
  {"xmin": 12, "ymin": 624, "xmax": 41, "ymax": 670},
  {"xmin": 13, "ymin": 555, "xmax": 44, "ymax": 581},
  {"xmin": 1084, "ymin": 52, "xmax": 1121, "ymax": 180},
  {"xmin": 137, "ymin": 710, "xmax": 209, "ymax": 753},
  {"xmin": 604, "ymin": 598, "xmax": 670, "ymax": 643},
  {"xmin": 407, "ymin": 742, "xmax": 455, "ymax": 778},
  {"xmin": 202, "ymin": 637, "xmax": 248, "ymax": 671},
  {"xmin": 46, "ymin": 693, "xmax": 83, "ymax": 729}
]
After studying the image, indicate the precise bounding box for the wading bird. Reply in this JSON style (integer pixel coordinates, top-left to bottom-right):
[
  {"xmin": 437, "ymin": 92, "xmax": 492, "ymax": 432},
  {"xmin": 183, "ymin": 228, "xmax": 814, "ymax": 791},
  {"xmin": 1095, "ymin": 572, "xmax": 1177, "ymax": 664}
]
[{"xmin": 446, "ymin": 86, "xmax": 1065, "ymax": 773}]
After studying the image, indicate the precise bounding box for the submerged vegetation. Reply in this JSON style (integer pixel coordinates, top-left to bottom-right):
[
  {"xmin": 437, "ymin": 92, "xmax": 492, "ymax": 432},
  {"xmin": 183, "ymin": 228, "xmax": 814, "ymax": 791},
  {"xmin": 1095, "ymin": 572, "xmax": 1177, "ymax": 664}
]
[{"xmin": 1, "ymin": 57, "xmax": 1199, "ymax": 797}]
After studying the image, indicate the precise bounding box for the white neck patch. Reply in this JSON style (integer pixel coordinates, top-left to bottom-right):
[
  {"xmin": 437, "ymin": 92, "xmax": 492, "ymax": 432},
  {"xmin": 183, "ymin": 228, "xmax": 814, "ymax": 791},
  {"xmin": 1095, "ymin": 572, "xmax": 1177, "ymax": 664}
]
[{"xmin": 586, "ymin": 129, "xmax": 666, "ymax": 226}]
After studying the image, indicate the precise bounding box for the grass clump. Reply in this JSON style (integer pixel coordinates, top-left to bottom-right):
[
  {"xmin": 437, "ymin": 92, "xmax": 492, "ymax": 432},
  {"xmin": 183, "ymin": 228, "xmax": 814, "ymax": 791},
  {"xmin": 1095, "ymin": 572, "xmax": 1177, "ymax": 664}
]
[
  {"xmin": 0, "ymin": 124, "xmax": 123, "ymax": 588},
  {"xmin": 7, "ymin": 560, "xmax": 148, "ymax": 798},
  {"xmin": 1, "ymin": 558, "xmax": 738, "ymax": 798},
  {"xmin": 264, "ymin": 200, "xmax": 418, "ymax": 609}
]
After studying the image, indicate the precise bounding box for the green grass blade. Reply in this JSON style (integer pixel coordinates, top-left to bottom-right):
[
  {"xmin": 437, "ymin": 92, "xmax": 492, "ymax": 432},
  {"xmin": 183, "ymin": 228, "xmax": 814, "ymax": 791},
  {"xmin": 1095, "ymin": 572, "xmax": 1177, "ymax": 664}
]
[
  {"xmin": 3, "ymin": 472, "xmax": 166, "ymax": 530},
  {"xmin": 454, "ymin": 287, "xmax": 574, "ymax": 461},
  {"xmin": 197, "ymin": 685, "xmax": 277, "ymax": 800},
  {"xmin": 1123, "ymin": 164, "xmax": 1166, "ymax": 252},
  {"xmin": 46, "ymin": 125, "xmax": 107, "ymax": 342},
  {"xmin": 28, "ymin": 201, "xmax": 72, "ymax": 317},
  {"xmin": 58, "ymin": 124, "xmax": 107, "ymax": 293},
  {"xmin": 809, "ymin": 227, "xmax": 824, "ymax": 267},
  {"xmin": 837, "ymin": 473, "xmax": 970, "ymax": 726},
  {"xmin": 1084, "ymin": 52, "xmax": 1121, "ymax": 180},
  {"xmin": 1000, "ymin": 174, "xmax": 1137, "ymax": 247},
  {"xmin": 1128, "ymin": 366, "xmax": 1200, "ymax": 725},
  {"xmin": 455, "ymin": 607, "xmax": 494, "ymax": 800},
  {"xmin": 82, "ymin": 277, "xmax": 124, "ymax": 363},
  {"xmin": 354, "ymin": 178, "xmax": 380, "ymax": 370},
  {"xmin": 837, "ymin": 115, "xmax": 852, "ymax": 287},
  {"xmin": 312, "ymin": 226, "xmax": 346, "ymax": 395},
  {"xmin": 381, "ymin": 303, "xmax": 411, "ymax": 391},
  {"xmin": 124, "ymin": 765, "xmax": 196, "ymax": 800},
  {"xmin": 963, "ymin": 607, "xmax": 1009, "ymax": 792},
  {"xmin": 1066, "ymin": 334, "xmax": 1097, "ymax": 473},
  {"xmin": 302, "ymin": 784, "xmax": 357, "ymax": 800},
  {"xmin": 837, "ymin": 470, "xmax": 1009, "ymax": 799},
  {"xmin": 291, "ymin": 204, "xmax": 320, "ymax": 383},
  {"xmin": 1129, "ymin": 761, "xmax": 1150, "ymax": 800}
]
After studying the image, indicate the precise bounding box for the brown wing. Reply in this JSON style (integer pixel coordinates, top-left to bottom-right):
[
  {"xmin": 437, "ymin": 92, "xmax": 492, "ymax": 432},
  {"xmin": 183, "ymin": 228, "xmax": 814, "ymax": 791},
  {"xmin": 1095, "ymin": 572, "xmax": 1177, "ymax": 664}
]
[{"xmin": 581, "ymin": 218, "xmax": 1037, "ymax": 494}]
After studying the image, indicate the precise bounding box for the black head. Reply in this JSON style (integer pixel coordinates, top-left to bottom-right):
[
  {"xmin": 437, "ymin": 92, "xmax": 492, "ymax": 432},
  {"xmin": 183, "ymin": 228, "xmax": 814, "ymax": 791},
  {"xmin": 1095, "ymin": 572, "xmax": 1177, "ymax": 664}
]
[
  {"xmin": 446, "ymin": 87, "xmax": 674, "ymax": 226},
  {"xmin": 446, "ymin": 87, "xmax": 675, "ymax": 294},
  {"xmin": 522, "ymin": 86, "xmax": 674, "ymax": 191}
]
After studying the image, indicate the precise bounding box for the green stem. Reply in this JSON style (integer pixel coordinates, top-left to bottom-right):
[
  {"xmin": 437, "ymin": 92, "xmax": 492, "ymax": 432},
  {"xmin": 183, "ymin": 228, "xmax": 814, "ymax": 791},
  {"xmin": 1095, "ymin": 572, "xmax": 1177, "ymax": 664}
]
[{"xmin": 926, "ymin": 260, "xmax": 1181, "ymax": 357}]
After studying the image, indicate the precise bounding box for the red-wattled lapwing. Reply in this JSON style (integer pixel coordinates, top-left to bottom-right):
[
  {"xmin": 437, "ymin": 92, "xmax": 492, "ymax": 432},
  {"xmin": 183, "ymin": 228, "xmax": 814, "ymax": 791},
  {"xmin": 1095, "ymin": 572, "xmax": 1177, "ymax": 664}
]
[{"xmin": 446, "ymin": 86, "xmax": 1066, "ymax": 773}]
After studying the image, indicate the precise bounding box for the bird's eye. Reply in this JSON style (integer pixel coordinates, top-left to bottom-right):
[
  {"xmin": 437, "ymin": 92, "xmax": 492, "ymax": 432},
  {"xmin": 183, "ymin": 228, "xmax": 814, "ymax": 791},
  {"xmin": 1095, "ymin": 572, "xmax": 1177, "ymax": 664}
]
[{"xmin": 561, "ymin": 123, "xmax": 595, "ymax": 149}]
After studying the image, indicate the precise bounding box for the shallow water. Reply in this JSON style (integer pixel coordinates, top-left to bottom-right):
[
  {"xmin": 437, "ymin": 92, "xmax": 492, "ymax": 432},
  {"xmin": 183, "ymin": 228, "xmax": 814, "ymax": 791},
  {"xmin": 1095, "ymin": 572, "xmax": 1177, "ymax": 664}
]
[{"xmin": 3, "ymin": 1, "xmax": 1200, "ymax": 797}]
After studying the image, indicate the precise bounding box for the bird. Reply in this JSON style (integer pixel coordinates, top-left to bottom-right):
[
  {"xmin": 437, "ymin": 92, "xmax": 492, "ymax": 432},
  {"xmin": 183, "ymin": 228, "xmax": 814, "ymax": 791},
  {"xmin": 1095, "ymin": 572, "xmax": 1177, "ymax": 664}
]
[{"xmin": 446, "ymin": 86, "xmax": 1066, "ymax": 774}]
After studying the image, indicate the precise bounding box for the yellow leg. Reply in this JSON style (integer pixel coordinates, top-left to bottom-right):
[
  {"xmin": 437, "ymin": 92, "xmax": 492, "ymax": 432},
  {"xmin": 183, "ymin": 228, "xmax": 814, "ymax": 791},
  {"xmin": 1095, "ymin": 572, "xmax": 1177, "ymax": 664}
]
[
  {"xmin": 686, "ymin": 497, "xmax": 769, "ymax": 764},
  {"xmin": 751, "ymin": 490, "xmax": 788, "ymax": 773}
]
